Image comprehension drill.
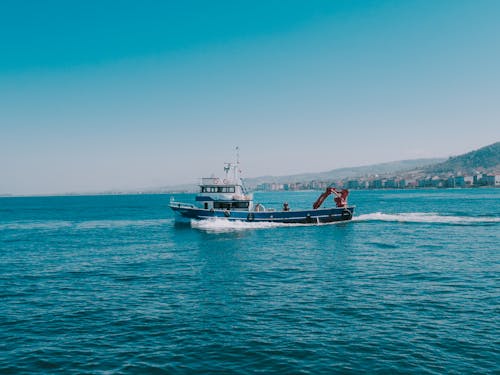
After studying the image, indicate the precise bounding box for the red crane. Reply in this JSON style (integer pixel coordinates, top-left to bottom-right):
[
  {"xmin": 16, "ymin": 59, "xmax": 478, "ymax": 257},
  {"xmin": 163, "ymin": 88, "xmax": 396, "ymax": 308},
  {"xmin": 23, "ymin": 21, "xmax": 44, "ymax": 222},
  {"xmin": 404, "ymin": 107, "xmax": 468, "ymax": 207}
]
[{"xmin": 313, "ymin": 187, "xmax": 349, "ymax": 209}]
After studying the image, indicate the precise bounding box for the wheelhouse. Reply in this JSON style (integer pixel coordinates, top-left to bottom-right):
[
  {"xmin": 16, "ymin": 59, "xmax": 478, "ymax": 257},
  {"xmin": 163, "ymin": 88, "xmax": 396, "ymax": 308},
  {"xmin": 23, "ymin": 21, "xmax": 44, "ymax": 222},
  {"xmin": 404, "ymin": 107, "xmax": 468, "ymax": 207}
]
[{"xmin": 194, "ymin": 164, "xmax": 253, "ymax": 212}]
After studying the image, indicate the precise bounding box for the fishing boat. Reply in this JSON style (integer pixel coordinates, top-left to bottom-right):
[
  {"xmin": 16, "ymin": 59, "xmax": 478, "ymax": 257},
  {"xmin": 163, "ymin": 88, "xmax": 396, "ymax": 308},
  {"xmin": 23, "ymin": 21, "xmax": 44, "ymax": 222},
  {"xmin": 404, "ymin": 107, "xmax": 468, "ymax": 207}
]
[{"xmin": 169, "ymin": 152, "xmax": 355, "ymax": 224}]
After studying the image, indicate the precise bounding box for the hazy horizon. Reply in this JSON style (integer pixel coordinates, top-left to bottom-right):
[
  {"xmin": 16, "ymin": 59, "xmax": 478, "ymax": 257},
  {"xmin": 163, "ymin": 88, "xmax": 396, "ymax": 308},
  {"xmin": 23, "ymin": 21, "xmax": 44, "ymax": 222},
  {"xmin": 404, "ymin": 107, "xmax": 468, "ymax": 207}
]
[
  {"xmin": 0, "ymin": 153, "xmax": 478, "ymax": 196},
  {"xmin": 2, "ymin": 1, "xmax": 499, "ymax": 195}
]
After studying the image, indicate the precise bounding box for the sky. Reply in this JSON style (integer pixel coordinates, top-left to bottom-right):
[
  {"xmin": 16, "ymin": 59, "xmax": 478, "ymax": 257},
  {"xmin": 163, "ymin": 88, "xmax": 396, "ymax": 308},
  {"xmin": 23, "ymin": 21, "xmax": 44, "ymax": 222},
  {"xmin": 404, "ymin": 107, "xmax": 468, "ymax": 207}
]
[{"xmin": 1, "ymin": 0, "xmax": 499, "ymax": 195}]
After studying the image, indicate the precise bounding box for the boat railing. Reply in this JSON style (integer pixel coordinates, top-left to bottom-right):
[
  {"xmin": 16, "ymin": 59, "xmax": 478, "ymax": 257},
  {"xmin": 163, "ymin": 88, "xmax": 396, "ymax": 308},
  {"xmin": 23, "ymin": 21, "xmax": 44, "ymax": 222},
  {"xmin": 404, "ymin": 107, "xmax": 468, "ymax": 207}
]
[
  {"xmin": 170, "ymin": 202, "xmax": 196, "ymax": 209},
  {"xmin": 169, "ymin": 197, "xmax": 195, "ymax": 209},
  {"xmin": 202, "ymin": 177, "xmax": 221, "ymax": 185}
]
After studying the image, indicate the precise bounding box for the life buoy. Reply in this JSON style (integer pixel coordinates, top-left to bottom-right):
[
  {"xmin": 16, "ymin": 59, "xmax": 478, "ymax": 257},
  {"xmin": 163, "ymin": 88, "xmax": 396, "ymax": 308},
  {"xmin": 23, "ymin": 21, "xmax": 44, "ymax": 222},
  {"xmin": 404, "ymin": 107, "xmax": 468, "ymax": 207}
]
[
  {"xmin": 224, "ymin": 209, "xmax": 231, "ymax": 217},
  {"xmin": 342, "ymin": 209, "xmax": 352, "ymax": 219},
  {"xmin": 247, "ymin": 213, "xmax": 255, "ymax": 221}
]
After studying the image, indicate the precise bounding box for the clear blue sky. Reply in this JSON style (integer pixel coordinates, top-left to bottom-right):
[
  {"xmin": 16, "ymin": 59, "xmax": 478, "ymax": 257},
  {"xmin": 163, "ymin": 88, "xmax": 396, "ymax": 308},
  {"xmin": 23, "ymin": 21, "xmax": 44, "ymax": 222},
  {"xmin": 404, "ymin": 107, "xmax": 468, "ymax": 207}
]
[{"xmin": 1, "ymin": 0, "xmax": 499, "ymax": 195}]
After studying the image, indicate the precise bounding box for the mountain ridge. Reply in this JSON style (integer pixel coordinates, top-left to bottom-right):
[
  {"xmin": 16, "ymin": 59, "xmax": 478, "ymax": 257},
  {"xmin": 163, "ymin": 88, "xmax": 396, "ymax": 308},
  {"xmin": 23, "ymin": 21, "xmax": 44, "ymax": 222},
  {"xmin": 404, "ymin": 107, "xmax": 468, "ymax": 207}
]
[
  {"xmin": 243, "ymin": 158, "xmax": 444, "ymax": 188},
  {"xmin": 423, "ymin": 142, "xmax": 499, "ymax": 174}
]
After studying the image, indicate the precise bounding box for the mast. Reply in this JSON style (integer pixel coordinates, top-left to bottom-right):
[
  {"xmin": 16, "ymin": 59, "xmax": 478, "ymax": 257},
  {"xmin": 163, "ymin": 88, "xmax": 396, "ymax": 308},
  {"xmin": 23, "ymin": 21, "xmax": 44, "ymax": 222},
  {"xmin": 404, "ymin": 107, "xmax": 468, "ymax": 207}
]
[
  {"xmin": 223, "ymin": 147, "xmax": 245, "ymax": 189},
  {"xmin": 235, "ymin": 146, "xmax": 239, "ymax": 182}
]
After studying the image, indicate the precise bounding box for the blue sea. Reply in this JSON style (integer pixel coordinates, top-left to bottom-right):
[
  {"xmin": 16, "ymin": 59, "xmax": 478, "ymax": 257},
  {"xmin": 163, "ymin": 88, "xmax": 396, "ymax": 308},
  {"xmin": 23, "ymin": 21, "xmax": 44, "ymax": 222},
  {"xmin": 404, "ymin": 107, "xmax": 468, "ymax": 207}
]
[{"xmin": 1, "ymin": 189, "xmax": 499, "ymax": 374}]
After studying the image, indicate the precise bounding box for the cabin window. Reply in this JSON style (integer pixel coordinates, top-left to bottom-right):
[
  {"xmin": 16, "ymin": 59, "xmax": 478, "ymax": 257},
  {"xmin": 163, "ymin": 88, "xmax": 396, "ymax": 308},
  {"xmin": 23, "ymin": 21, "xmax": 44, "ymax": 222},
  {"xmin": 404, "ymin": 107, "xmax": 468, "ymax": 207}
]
[
  {"xmin": 214, "ymin": 202, "xmax": 231, "ymax": 209},
  {"xmin": 232, "ymin": 201, "xmax": 249, "ymax": 209},
  {"xmin": 204, "ymin": 203, "xmax": 208, "ymax": 209},
  {"xmin": 201, "ymin": 186, "xmax": 235, "ymax": 193}
]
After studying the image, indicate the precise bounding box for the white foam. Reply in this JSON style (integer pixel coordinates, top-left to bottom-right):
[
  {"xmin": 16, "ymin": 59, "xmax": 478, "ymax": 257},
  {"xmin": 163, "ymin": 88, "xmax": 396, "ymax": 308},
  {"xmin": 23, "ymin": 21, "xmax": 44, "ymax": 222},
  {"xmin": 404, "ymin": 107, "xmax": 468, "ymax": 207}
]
[
  {"xmin": 354, "ymin": 212, "xmax": 500, "ymax": 224},
  {"xmin": 0, "ymin": 221, "xmax": 73, "ymax": 230},
  {"xmin": 75, "ymin": 219, "xmax": 172, "ymax": 229},
  {"xmin": 190, "ymin": 217, "xmax": 352, "ymax": 233},
  {"xmin": 0, "ymin": 219, "xmax": 173, "ymax": 231},
  {"xmin": 191, "ymin": 218, "xmax": 285, "ymax": 233}
]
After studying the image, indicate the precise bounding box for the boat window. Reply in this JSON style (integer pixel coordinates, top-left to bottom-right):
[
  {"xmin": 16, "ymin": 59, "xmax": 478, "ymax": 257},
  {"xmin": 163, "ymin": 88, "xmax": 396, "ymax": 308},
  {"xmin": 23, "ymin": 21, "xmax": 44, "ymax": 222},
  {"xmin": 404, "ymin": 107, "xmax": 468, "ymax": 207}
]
[
  {"xmin": 232, "ymin": 202, "xmax": 249, "ymax": 209},
  {"xmin": 214, "ymin": 202, "xmax": 231, "ymax": 209},
  {"xmin": 201, "ymin": 186, "xmax": 235, "ymax": 193}
]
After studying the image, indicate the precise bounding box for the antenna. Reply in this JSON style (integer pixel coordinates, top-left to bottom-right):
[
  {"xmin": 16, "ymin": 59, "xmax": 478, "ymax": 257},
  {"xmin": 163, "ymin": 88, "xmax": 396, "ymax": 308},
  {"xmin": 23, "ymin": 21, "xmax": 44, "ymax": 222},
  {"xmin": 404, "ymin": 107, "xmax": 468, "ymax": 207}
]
[{"xmin": 235, "ymin": 146, "xmax": 240, "ymax": 181}]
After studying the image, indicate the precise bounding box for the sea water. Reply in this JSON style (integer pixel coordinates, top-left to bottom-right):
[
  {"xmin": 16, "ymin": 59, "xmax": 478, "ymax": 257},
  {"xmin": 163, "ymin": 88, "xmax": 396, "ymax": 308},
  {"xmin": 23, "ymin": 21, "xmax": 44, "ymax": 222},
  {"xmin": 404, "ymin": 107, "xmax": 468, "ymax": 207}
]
[{"xmin": 1, "ymin": 189, "xmax": 499, "ymax": 374}]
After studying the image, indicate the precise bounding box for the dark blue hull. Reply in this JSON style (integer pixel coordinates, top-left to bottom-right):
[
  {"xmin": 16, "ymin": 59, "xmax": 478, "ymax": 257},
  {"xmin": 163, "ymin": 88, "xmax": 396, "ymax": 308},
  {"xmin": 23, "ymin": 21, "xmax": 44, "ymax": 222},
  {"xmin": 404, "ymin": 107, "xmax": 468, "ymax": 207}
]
[{"xmin": 170, "ymin": 203, "xmax": 355, "ymax": 224}]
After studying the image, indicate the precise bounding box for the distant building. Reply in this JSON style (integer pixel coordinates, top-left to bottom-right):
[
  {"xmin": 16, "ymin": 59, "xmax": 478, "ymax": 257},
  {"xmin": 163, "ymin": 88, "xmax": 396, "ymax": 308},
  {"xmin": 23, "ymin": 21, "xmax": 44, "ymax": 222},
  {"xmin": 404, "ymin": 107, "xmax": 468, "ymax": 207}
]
[
  {"xmin": 406, "ymin": 180, "xmax": 417, "ymax": 188},
  {"xmin": 347, "ymin": 180, "xmax": 360, "ymax": 189},
  {"xmin": 254, "ymin": 169, "xmax": 498, "ymax": 192},
  {"xmin": 431, "ymin": 176, "xmax": 442, "ymax": 187},
  {"xmin": 418, "ymin": 178, "xmax": 429, "ymax": 188},
  {"xmin": 384, "ymin": 179, "xmax": 396, "ymax": 189},
  {"xmin": 473, "ymin": 174, "xmax": 481, "ymax": 185},
  {"xmin": 454, "ymin": 176, "xmax": 465, "ymax": 188},
  {"xmin": 446, "ymin": 176, "xmax": 455, "ymax": 188},
  {"xmin": 482, "ymin": 174, "xmax": 495, "ymax": 186}
]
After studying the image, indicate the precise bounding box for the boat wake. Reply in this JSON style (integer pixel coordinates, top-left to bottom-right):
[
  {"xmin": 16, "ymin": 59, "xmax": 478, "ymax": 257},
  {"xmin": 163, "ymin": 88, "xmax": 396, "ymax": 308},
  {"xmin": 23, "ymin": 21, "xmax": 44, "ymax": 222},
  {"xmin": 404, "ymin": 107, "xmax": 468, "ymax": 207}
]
[
  {"xmin": 190, "ymin": 213, "xmax": 500, "ymax": 233},
  {"xmin": 191, "ymin": 218, "xmax": 283, "ymax": 233},
  {"xmin": 355, "ymin": 212, "xmax": 500, "ymax": 225},
  {"xmin": 0, "ymin": 219, "xmax": 174, "ymax": 231},
  {"xmin": 75, "ymin": 219, "xmax": 173, "ymax": 229},
  {"xmin": 190, "ymin": 217, "xmax": 353, "ymax": 233}
]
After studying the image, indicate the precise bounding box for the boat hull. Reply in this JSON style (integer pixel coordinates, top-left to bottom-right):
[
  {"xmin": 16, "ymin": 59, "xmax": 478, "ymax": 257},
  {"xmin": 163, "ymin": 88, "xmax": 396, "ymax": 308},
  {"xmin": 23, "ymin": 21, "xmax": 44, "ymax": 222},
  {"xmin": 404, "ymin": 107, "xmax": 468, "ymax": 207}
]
[{"xmin": 169, "ymin": 203, "xmax": 355, "ymax": 224}]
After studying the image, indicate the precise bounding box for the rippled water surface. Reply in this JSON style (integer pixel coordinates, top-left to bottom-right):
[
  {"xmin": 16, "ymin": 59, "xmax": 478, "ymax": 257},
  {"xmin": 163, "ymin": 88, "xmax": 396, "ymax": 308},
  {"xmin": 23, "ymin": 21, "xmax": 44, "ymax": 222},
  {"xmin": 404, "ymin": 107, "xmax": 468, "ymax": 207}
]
[{"xmin": 1, "ymin": 189, "xmax": 499, "ymax": 374}]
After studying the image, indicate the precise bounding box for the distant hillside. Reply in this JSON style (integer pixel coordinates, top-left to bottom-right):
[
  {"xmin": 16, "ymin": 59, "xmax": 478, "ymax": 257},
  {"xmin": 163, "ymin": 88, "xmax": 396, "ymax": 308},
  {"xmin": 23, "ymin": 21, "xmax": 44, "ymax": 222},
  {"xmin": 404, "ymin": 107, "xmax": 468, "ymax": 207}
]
[
  {"xmin": 244, "ymin": 158, "xmax": 444, "ymax": 187},
  {"xmin": 424, "ymin": 142, "xmax": 500, "ymax": 174},
  {"xmin": 152, "ymin": 142, "xmax": 499, "ymax": 192}
]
